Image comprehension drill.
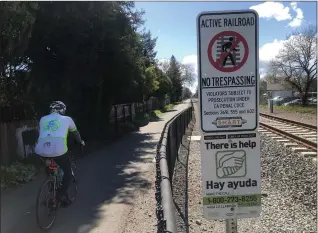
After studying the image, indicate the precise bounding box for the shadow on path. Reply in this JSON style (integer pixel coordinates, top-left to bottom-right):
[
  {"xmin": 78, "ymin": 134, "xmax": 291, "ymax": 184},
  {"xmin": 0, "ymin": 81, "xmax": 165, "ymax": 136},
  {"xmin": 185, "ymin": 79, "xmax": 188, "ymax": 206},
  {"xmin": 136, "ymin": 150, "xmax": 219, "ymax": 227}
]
[
  {"xmin": 5, "ymin": 132, "xmax": 158, "ymax": 233},
  {"xmin": 163, "ymin": 109, "xmax": 178, "ymax": 112}
]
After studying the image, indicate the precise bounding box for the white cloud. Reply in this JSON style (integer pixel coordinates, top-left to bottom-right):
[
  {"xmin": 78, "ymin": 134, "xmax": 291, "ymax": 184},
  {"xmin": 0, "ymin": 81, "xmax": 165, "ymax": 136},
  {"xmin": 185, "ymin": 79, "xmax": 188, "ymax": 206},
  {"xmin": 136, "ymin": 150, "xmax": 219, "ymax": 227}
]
[
  {"xmin": 259, "ymin": 38, "xmax": 288, "ymax": 78},
  {"xmin": 259, "ymin": 39, "xmax": 286, "ymax": 62},
  {"xmin": 249, "ymin": 2, "xmax": 304, "ymax": 27},
  {"xmin": 287, "ymin": 2, "xmax": 304, "ymax": 27},
  {"xmin": 249, "ymin": 2, "xmax": 292, "ymax": 21}
]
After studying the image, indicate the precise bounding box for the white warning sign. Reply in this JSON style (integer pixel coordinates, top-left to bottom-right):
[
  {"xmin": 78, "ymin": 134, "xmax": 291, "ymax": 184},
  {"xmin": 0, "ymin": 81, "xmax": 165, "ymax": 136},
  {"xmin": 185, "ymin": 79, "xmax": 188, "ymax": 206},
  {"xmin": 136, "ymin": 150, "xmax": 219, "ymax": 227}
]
[
  {"xmin": 200, "ymin": 132, "xmax": 261, "ymax": 219},
  {"xmin": 197, "ymin": 10, "xmax": 259, "ymax": 133}
]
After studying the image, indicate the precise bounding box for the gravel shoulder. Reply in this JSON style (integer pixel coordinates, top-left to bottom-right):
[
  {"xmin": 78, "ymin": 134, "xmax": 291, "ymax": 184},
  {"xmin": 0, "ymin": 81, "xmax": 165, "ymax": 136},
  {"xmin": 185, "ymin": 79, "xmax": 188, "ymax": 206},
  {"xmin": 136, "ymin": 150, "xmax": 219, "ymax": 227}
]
[{"xmin": 186, "ymin": 103, "xmax": 317, "ymax": 233}]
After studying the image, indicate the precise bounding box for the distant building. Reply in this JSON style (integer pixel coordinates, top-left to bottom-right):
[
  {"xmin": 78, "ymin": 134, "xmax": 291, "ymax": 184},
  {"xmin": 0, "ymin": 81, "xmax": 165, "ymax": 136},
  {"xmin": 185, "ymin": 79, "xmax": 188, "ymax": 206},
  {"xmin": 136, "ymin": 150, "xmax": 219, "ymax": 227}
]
[{"xmin": 266, "ymin": 83, "xmax": 296, "ymax": 98}]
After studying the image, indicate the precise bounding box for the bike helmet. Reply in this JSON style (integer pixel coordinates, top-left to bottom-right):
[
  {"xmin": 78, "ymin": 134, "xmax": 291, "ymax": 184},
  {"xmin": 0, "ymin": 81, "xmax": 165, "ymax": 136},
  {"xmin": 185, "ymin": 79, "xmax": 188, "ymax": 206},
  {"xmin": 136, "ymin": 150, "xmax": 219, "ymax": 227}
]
[{"xmin": 49, "ymin": 101, "xmax": 66, "ymax": 115}]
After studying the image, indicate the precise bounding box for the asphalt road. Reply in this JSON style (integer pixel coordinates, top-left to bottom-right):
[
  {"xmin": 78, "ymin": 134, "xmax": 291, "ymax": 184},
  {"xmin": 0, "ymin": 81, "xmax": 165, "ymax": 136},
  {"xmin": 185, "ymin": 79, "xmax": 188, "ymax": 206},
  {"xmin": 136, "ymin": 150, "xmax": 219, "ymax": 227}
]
[{"xmin": 1, "ymin": 101, "xmax": 191, "ymax": 233}]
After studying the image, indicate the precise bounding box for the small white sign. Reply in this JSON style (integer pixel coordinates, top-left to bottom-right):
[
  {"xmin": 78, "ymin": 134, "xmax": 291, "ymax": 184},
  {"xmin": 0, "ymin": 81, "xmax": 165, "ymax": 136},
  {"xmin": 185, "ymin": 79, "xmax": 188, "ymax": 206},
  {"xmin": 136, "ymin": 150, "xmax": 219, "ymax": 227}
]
[
  {"xmin": 200, "ymin": 132, "xmax": 261, "ymax": 219},
  {"xmin": 197, "ymin": 10, "xmax": 259, "ymax": 133}
]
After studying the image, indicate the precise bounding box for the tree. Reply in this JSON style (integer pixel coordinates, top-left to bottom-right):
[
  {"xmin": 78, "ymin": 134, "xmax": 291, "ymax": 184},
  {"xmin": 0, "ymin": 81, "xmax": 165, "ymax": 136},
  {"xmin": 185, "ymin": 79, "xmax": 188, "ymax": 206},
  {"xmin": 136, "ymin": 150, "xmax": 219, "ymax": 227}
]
[
  {"xmin": 0, "ymin": 2, "xmax": 38, "ymax": 106},
  {"xmin": 179, "ymin": 63, "xmax": 195, "ymax": 87},
  {"xmin": 140, "ymin": 30, "xmax": 157, "ymax": 67},
  {"xmin": 167, "ymin": 55, "xmax": 182, "ymax": 102},
  {"xmin": 153, "ymin": 67, "xmax": 172, "ymax": 100},
  {"xmin": 142, "ymin": 66, "xmax": 159, "ymax": 99},
  {"xmin": 269, "ymin": 25, "xmax": 317, "ymax": 105},
  {"xmin": 158, "ymin": 56, "xmax": 196, "ymax": 103},
  {"xmin": 182, "ymin": 87, "xmax": 192, "ymax": 100},
  {"xmin": 263, "ymin": 71, "xmax": 281, "ymax": 84},
  {"xmin": 159, "ymin": 59, "xmax": 195, "ymax": 87},
  {"xmin": 0, "ymin": 1, "xmax": 186, "ymax": 140},
  {"xmin": 259, "ymin": 79, "xmax": 267, "ymax": 102},
  {"xmin": 157, "ymin": 59, "xmax": 170, "ymax": 73}
]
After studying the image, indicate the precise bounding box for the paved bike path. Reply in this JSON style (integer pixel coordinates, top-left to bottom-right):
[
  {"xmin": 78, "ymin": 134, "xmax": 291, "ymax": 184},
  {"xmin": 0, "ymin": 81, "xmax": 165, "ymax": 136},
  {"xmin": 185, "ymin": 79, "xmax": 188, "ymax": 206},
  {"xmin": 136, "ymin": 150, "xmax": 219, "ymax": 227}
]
[{"xmin": 1, "ymin": 101, "xmax": 190, "ymax": 233}]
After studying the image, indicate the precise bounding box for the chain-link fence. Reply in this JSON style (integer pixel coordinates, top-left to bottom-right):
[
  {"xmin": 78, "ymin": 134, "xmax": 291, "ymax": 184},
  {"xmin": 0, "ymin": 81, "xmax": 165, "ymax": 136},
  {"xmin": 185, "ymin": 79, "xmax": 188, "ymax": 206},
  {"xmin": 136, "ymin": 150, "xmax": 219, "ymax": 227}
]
[{"xmin": 155, "ymin": 100, "xmax": 195, "ymax": 233}]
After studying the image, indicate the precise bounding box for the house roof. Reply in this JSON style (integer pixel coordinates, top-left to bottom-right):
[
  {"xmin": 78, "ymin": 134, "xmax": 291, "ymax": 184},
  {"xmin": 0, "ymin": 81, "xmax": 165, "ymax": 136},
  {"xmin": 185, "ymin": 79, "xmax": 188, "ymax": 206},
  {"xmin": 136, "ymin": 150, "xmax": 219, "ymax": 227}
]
[{"xmin": 266, "ymin": 83, "xmax": 294, "ymax": 91}]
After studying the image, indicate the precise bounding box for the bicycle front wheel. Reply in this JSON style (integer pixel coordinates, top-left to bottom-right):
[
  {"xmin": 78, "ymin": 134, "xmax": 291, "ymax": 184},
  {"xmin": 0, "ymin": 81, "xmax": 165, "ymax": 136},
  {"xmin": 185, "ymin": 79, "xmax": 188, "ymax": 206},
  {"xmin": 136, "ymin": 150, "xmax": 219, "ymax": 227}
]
[{"xmin": 36, "ymin": 179, "xmax": 58, "ymax": 230}]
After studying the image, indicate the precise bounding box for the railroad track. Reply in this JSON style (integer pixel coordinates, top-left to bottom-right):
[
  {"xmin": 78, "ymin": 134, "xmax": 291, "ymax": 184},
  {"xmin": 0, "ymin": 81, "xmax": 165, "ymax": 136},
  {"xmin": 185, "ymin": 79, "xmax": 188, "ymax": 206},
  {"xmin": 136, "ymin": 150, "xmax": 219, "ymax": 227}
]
[{"xmin": 259, "ymin": 113, "xmax": 317, "ymax": 157}]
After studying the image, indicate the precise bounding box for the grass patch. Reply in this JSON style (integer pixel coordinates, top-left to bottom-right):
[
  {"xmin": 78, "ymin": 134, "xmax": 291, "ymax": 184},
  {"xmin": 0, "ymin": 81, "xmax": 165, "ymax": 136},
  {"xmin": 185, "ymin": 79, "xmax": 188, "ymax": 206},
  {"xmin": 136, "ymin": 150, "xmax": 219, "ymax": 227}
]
[
  {"xmin": 153, "ymin": 109, "xmax": 163, "ymax": 117},
  {"xmin": 175, "ymin": 101, "xmax": 182, "ymax": 105},
  {"xmin": 259, "ymin": 104, "xmax": 267, "ymax": 109},
  {"xmin": 1, "ymin": 154, "xmax": 43, "ymax": 189},
  {"xmin": 163, "ymin": 104, "xmax": 175, "ymax": 112},
  {"xmin": 133, "ymin": 110, "xmax": 163, "ymax": 127},
  {"xmin": 260, "ymin": 104, "xmax": 317, "ymax": 114}
]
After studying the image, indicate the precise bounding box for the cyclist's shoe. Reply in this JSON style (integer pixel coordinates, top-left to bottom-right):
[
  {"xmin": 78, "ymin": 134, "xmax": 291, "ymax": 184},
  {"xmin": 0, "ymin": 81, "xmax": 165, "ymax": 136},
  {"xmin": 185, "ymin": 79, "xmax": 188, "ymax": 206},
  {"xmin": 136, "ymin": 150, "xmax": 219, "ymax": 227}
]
[{"xmin": 57, "ymin": 193, "xmax": 71, "ymax": 207}]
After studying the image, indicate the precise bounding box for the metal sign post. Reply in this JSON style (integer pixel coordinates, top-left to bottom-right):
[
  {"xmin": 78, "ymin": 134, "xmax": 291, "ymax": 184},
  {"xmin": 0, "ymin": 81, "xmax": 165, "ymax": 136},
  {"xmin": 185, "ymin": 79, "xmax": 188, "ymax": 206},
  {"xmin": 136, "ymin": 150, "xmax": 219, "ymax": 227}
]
[
  {"xmin": 196, "ymin": 9, "xmax": 261, "ymax": 233},
  {"xmin": 226, "ymin": 219, "xmax": 238, "ymax": 233}
]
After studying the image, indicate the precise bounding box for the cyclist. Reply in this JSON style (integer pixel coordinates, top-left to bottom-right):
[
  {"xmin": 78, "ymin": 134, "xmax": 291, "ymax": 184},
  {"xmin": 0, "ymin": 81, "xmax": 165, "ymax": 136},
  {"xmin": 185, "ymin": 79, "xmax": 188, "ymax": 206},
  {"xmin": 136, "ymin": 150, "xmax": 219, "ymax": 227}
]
[{"xmin": 35, "ymin": 101, "xmax": 85, "ymax": 206}]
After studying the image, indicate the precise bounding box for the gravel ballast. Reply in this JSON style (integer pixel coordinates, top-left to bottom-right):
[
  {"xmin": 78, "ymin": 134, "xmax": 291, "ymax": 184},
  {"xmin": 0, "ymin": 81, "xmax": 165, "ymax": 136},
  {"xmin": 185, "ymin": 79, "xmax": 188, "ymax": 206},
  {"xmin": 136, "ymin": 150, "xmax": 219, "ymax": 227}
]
[{"xmin": 186, "ymin": 126, "xmax": 317, "ymax": 233}]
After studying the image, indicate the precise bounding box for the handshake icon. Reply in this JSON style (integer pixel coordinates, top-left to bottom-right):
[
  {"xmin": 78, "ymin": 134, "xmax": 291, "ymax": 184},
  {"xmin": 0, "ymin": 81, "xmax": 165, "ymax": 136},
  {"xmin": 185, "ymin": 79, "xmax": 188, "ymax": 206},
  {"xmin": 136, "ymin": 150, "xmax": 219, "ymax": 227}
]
[{"xmin": 216, "ymin": 150, "xmax": 246, "ymax": 178}]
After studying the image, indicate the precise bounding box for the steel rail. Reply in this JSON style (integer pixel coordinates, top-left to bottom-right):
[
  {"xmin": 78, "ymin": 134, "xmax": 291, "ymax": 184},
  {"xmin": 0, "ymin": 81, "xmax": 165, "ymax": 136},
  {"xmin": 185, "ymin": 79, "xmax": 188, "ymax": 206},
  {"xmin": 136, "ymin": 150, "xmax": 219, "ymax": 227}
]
[
  {"xmin": 259, "ymin": 122, "xmax": 317, "ymax": 152},
  {"xmin": 260, "ymin": 113, "xmax": 317, "ymax": 131}
]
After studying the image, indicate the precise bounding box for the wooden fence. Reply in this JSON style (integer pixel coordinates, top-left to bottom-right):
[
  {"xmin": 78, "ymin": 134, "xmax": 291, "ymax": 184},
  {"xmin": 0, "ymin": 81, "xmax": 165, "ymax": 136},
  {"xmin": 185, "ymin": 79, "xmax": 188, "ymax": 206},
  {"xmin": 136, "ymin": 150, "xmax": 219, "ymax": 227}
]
[{"xmin": 0, "ymin": 97, "xmax": 163, "ymax": 165}]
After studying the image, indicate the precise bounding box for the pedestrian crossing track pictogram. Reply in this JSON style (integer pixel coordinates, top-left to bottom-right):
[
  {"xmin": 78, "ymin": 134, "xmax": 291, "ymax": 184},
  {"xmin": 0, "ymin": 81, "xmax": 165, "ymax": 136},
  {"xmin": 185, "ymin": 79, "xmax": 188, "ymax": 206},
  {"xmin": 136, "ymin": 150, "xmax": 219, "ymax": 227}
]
[{"xmin": 207, "ymin": 31, "xmax": 249, "ymax": 72}]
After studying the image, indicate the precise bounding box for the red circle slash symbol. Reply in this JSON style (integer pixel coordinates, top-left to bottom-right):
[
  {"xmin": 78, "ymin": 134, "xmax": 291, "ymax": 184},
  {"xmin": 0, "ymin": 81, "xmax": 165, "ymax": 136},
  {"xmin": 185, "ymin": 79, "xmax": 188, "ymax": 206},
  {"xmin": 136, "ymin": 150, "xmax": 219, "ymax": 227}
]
[{"xmin": 207, "ymin": 31, "xmax": 249, "ymax": 72}]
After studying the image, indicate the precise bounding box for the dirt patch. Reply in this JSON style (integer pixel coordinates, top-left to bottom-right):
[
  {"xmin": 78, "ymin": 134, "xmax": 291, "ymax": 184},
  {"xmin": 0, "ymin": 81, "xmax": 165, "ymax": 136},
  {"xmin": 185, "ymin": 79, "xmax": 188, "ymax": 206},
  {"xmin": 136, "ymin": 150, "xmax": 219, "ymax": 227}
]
[{"xmin": 260, "ymin": 109, "xmax": 317, "ymax": 126}]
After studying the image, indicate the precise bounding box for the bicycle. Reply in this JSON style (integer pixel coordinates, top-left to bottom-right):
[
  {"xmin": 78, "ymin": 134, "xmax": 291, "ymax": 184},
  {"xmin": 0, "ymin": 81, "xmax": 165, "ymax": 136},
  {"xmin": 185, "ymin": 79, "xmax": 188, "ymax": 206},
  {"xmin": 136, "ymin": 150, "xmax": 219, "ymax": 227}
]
[{"xmin": 35, "ymin": 150, "xmax": 79, "ymax": 231}]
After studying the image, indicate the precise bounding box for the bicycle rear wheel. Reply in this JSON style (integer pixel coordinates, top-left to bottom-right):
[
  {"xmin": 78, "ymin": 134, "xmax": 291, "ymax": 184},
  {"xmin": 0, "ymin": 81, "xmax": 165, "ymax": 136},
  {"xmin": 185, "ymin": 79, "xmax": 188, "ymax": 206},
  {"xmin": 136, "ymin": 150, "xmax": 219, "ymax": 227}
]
[
  {"xmin": 68, "ymin": 172, "xmax": 78, "ymax": 203},
  {"xmin": 36, "ymin": 179, "xmax": 58, "ymax": 230},
  {"xmin": 71, "ymin": 161, "xmax": 77, "ymax": 175}
]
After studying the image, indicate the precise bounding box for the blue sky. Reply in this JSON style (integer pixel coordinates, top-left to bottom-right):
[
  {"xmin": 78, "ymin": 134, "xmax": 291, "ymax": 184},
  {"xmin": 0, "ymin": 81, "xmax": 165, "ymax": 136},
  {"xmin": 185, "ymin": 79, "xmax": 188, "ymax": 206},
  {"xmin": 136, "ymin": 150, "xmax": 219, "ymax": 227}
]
[{"xmin": 135, "ymin": 1, "xmax": 317, "ymax": 91}]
